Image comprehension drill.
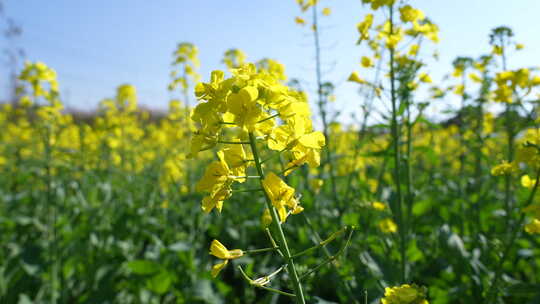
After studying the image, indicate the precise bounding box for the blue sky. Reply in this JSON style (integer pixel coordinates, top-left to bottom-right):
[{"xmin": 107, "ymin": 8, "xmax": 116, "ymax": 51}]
[{"xmin": 1, "ymin": 0, "xmax": 539, "ymax": 122}]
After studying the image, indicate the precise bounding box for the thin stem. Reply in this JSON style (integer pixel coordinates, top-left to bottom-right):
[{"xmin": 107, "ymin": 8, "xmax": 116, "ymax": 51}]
[
  {"xmin": 218, "ymin": 140, "xmax": 250, "ymax": 145},
  {"xmin": 233, "ymin": 188, "xmax": 264, "ymax": 193},
  {"xmin": 258, "ymin": 113, "xmax": 280, "ymax": 124},
  {"xmin": 261, "ymin": 148, "xmax": 288, "ymax": 164},
  {"xmin": 299, "ymin": 227, "xmax": 354, "ymax": 280},
  {"xmin": 280, "ymin": 164, "xmax": 299, "ymax": 176},
  {"xmin": 238, "ymin": 266, "xmax": 296, "ymax": 297},
  {"xmin": 228, "ymin": 175, "xmax": 261, "ymax": 179},
  {"xmin": 248, "ymin": 132, "xmax": 306, "ymax": 304},
  {"xmin": 292, "ymin": 226, "xmax": 350, "ymax": 259},
  {"xmin": 245, "ymin": 247, "xmax": 278, "ymax": 254},
  {"xmin": 388, "ymin": 4, "xmax": 407, "ymax": 283},
  {"xmin": 265, "ymin": 228, "xmax": 284, "ymax": 258}
]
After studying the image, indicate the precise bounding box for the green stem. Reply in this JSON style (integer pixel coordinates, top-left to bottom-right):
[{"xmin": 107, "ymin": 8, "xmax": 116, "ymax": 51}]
[
  {"xmin": 299, "ymin": 228, "xmax": 354, "ymax": 280},
  {"xmin": 238, "ymin": 266, "xmax": 296, "ymax": 297},
  {"xmin": 218, "ymin": 140, "xmax": 250, "ymax": 145},
  {"xmin": 258, "ymin": 113, "xmax": 280, "ymax": 124},
  {"xmin": 233, "ymin": 188, "xmax": 264, "ymax": 193},
  {"xmin": 245, "ymin": 247, "xmax": 277, "ymax": 254},
  {"xmin": 248, "ymin": 132, "xmax": 306, "ymax": 304},
  {"xmin": 388, "ymin": 4, "xmax": 407, "ymax": 283},
  {"xmin": 291, "ymin": 226, "xmax": 350, "ymax": 258}
]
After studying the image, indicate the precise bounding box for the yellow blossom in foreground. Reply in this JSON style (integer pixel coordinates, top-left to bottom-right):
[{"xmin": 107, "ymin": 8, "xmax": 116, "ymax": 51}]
[
  {"xmin": 209, "ymin": 239, "xmax": 244, "ymax": 277},
  {"xmin": 381, "ymin": 284, "xmax": 428, "ymax": 304},
  {"xmin": 408, "ymin": 44, "xmax": 419, "ymax": 56},
  {"xmin": 196, "ymin": 156, "xmax": 233, "ymax": 213},
  {"xmin": 210, "ymin": 239, "xmax": 244, "ymax": 259},
  {"xmin": 378, "ymin": 218, "xmax": 397, "ymax": 233},
  {"xmin": 262, "ymin": 172, "xmax": 302, "ymax": 222},
  {"xmin": 211, "ymin": 260, "xmax": 228, "ymax": 278}
]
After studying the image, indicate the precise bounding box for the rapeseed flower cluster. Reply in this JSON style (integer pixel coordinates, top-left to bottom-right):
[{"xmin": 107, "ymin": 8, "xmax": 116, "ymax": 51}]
[{"xmin": 192, "ymin": 63, "xmax": 325, "ymax": 218}]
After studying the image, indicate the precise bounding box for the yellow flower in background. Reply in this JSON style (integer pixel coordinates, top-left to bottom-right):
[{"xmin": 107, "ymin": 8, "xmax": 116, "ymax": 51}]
[
  {"xmin": 361, "ymin": 0, "xmax": 395, "ymax": 10},
  {"xmin": 371, "ymin": 201, "xmax": 386, "ymax": 211},
  {"xmin": 381, "ymin": 284, "xmax": 429, "ymax": 304},
  {"xmin": 356, "ymin": 14, "xmax": 374, "ymax": 44},
  {"xmin": 491, "ymin": 161, "xmax": 517, "ymax": 176},
  {"xmin": 322, "ymin": 7, "xmax": 331, "ymax": 16},
  {"xmin": 453, "ymin": 84, "xmax": 465, "ymax": 96},
  {"xmin": 348, "ymin": 71, "xmax": 367, "ymax": 84},
  {"xmin": 295, "ymin": 16, "xmax": 306, "ymax": 25},
  {"xmin": 378, "ymin": 218, "xmax": 397, "ymax": 233},
  {"xmin": 310, "ymin": 178, "xmax": 324, "ymax": 193},
  {"xmin": 361, "ymin": 56, "xmax": 374, "ymax": 68},
  {"xmin": 222, "ymin": 48, "xmax": 247, "ymax": 69},
  {"xmin": 492, "ymin": 45, "xmax": 503, "ymax": 55},
  {"xmin": 408, "ymin": 44, "xmax": 419, "ymax": 56},
  {"xmin": 521, "ymin": 175, "xmax": 536, "ymax": 189},
  {"xmin": 399, "ymin": 5, "xmax": 425, "ymax": 23},
  {"xmin": 469, "ymin": 73, "xmax": 482, "ymax": 83},
  {"xmin": 419, "ymin": 73, "xmax": 432, "ymax": 83},
  {"xmin": 525, "ymin": 219, "xmax": 540, "ymax": 234}
]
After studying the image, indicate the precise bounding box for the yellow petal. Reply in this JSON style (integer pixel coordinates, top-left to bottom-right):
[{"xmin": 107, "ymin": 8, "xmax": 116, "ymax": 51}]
[{"xmin": 211, "ymin": 260, "xmax": 228, "ymax": 277}]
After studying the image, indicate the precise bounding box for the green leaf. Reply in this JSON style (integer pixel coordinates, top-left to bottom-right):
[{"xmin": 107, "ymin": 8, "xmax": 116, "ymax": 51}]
[
  {"xmin": 412, "ymin": 199, "xmax": 432, "ymax": 216},
  {"xmin": 126, "ymin": 260, "xmax": 160, "ymax": 275},
  {"xmin": 146, "ymin": 271, "xmax": 172, "ymax": 294}
]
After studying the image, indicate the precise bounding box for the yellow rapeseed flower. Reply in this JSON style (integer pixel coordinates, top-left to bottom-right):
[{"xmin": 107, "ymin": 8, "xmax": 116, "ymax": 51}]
[
  {"xmin": 378, "ymin": 218, "xmax": 397, "ymax": 234},
  {"xmin": 371, "ymin": 201, "xmax": 386, "ymax": 211},
  {"xmin": 322, "ymin": 7, "xmax": 331, "ymax": 16},
  {"xmin": 209, "ymin": 239, "xmax": 244, "ymax": 277},
  {"xmin": 381, "ymin": 284, "xmax": 428, "ymax": 304}
]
